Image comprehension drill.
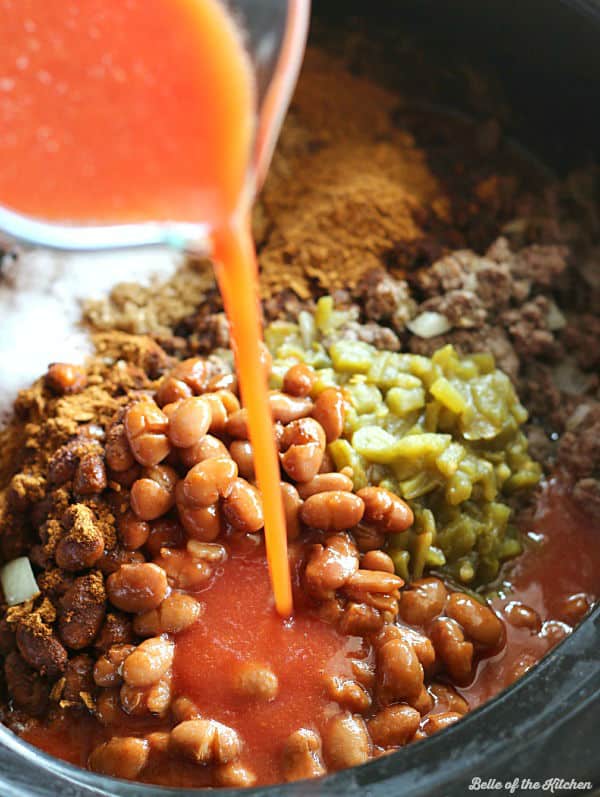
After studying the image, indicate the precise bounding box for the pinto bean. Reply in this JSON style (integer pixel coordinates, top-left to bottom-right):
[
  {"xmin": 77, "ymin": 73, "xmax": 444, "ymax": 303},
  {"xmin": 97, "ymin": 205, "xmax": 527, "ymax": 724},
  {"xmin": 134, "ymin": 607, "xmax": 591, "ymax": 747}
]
[
  {"xmin": 56, "ymin": 503, "xmax": 105, "ymax": 571},
  {"xmin": 377, "ymin": 638, "xmax": 424, "ymax": 705},
  {"xmin": 346, "ymin": 569, "xmax": 403, "ymax": 595},
  {"xmin": 146, "ymin": 517, "xmax": 186, "ymax": 557},
  {"xmin": 55, "ymin": 526, "xmax": 104, "ymax": 571},
  {"xmin": 207, "ymin": 372, "xmax": 237, "ymax": 393},
  {"xmin": 225, "ymin": 408, "xmax": 250, "ymax": 439},
  {"xmin": 169, "ymin": 358, "xmax": 208, "ymax": 393},
  {"xmin": 282, "ymin": 729, "xmax": 326, "ymax": 782},
  {"xmin": 557, "ymin": 593, "xmax": 590, "ymax": 626},
  {"xmin": 222, "ymin": 478, "xmax": 264, "ymax": 534},
  {"xmin": 107, "ymin": 563, "xmax": 168, "ymax": 613},
  {"xmin": 280, "ymin": 418, "xmax": 326, "ymax": 483},
  {"xmin": 281, "ymin": 442, "xmax": 323, "ymax": 484},
  {"xmin": 118, "ymin": 511, "xmax": 150, "ymax": 550},
  {"xmin": 283, "ymin": 363, "xmax": 316, "ymax": 397},
  {"xmin": 229, "ymin": 440, "xmax": 255, "ymax": 481},
  {"xmin": 94, "ymin": 612, "xmax": 133, "ymax": 652},
  {"xmin": 177, "ymin": 495, "xmax": 222, "ymax": 542},
  {"xmin": 361, "ymin": 549, "xmax": 395, "ymax": 574},
  {"xmin": 183, "ymin": 457, "xmax": 237, "ymax": 507},
  {"xmin": 171, "ymin": 696, "xmax": 202, "ymax": 723},
  {"xmin": 377, "ymin": 624, "xmax": 436, "ymax": 673},
  {"xmin": 179, "ymin": 434, "xmax": 229, "ymax": 469},
  {"xmin": 4, "ymin": 651, "xmax": 49, "ymax": 716},
  {"xmin": 304, "ymin": 533, "xmax": 359, "ymax": 599},
  {"xmin": 94, "ymin": 644, "xmax": 136, "ymax": 687},
  {"xmin": 353, "ymin": 524, "xmax": 386, "ymax": 552},
  {"xmin": 46, "ymin": 362, "xmax": 87, "ymax": 395},
  {"xmin": 368, "ymin": 705, "xmax": 421, "ymax": 748},
  {"xmin": 234, "ymin": 662, "xmax": 279, "ymax": 702},
  {"xmin": 58, "ymin": 572, "xmax": 106, "ymax": 650},
  {"xmin": 89, "ymin": 737, "xmax": 150, "ymax": 780},
  {"xmin": 269, "ymin": 392, "xmax": 313, "ymax": 424},
  {"xmin": 507, "ymin": 652, "xmax": 538, "ymax": 684},
  {"xmin": 95, "ymin": 687, "xmax": 126, "ymax": 726},
  {"xmin": 134, "ymin": 593, "xmax": 203, "ymax": 636},
  {"xmin": 504, "ymin": 601, "xmax": 542, "ymax": 632},
  {"xmin": 155, "ymin": 376, "xmax": 193, "ymax": 407},
  {"xmin": 146, "ymin": 731, "xmax": 171, "ymax": 755},
  {"xmin": 105, "ymin": 423, "xmax": 136, "ymax": 473},
  {"xmin": 108, "ymin": 463, "xmax": 141, "ymax": 488},
  {"xmin": 96, "ymin": 546, "xmax": 145, "ymax": 576},
  {"xmin": 339, "ymin": 601, "xmax": 384, "ymax": 636},
  {"xmin": 429, "ymin": 682, "xmax": 469, "ymax": 715},
  {"xmin": 203, "ymin": 391, "xmax": 240, "ymax": 434},
  {"xmin": 325, "ymin": 675, "xmax": 371, "ymax": 713},
  {"xmin": 120, "ymin": 671, "xmax": 172, "ymax": 717},
  {"xmin": 15, "ymin": 624, "xmax": 67, "ymax": 679},
  {"xmin": 169, "ymin": 719, "xmax": 241, "ymax": 765},
  {"xmin": 323, "ymin": 712, "xmax": 370, "ymax": 770},
  {"xmin": 539, "ymin": 620, "xmax": 571, "ymax": 646},
  {"xmin": 74, "ymin": 453, "xmax": 107, "ymax": 495},
  {"xmin": 422, "ymin": 712, "xmax": 462, "ymax": 736},
  {"xmin": 167, "ymin": 397, "xmax": 212, "ymax": 448},
  {"xmin": 281, "ymin": 482, "xmax": 302, "ymax": 540},
  {"xmin": 122, "ymin": 636, "xmax": 174, "ymax": 688},
  {"xmin": 297, "ymin": 471, "xmax": 354, "ymax": 499},
  {"xmin": 300, "ymin": 491, "xmax": 364, "ymax": 531},
  {"xmin": 124, "ymin": 400, "xmax": 171, "ymax": 467},
  {"xmin": 411, "ymin": 685, "xmax": 434, "ymax": 715},
  {"xmin": 131, "ymin": 465, "xmax": 177, "ymax": 521},
  {"xmin": 398, "ymin": 577, "xmax": 447, "ymax": 627},
  {"xmin": 187, "ymin": 540, "xmax": 227, "ymax": 563},
  {"xmin": 153, "ymin": 548, "xmax": 212, "ymax": 591},
  {"xmin": 312, "ymin": 388, "xmax": 345, "ymax": 443},
  {"xmin": 357, "ymin": 487, "xmax": 413, "ymax": 533},
  {"xmin": 429, "ymin": 617, "xmax": 474, "ymax": 685},
  {"xmin": 214, "ymin": 761, "xmax": 257, "ymax": 788},
  {"xmin": 446, "ymin": 593, "xmax": 504, "ymax": 648}
]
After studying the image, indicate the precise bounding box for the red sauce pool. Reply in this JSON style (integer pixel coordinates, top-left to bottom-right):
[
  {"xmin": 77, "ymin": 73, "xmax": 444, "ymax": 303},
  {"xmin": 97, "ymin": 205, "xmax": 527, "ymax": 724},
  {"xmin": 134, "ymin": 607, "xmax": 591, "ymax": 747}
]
[
  {"xmin": 21, "ymin": 478, "xmax": 600, "ymax": 784},
  {"xmin": 173, "ymin": 537, "xmax": 361, "ymax": 784},
  {"xmin": 462, "ymin": 477, "xmax": 600, "ymax": 706}
]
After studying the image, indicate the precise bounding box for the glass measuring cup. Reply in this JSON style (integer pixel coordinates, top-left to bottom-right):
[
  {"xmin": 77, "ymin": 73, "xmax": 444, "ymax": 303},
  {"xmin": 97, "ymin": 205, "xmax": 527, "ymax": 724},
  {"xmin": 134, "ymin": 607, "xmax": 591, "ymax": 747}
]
[{"xmin": 0, "ymin": 0, "xmax": 310, "ymax": 253}]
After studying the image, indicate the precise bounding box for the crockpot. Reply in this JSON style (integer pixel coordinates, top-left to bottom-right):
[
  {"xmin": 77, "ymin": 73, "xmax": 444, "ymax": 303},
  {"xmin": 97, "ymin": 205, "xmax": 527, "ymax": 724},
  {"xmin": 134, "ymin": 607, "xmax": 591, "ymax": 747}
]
[{"xmin": 1, "ymin": 1, "xmax": 599, "ymax": 794}]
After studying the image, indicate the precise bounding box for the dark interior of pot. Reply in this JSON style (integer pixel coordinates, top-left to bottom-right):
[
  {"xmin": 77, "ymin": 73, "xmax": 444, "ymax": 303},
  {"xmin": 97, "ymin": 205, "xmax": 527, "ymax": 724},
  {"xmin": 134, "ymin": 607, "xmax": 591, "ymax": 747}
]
[{"xmin": 0, "ymin": 1, "xmax": 599, "ymax": 795}]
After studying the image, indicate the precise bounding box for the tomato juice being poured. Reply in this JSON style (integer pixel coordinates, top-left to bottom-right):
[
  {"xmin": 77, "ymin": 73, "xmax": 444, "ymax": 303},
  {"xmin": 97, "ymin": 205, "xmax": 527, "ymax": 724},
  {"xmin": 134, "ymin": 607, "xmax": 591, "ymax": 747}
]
[{"xmin": 0, "ymin": 0, "xmax": 293, "ymax": 615}]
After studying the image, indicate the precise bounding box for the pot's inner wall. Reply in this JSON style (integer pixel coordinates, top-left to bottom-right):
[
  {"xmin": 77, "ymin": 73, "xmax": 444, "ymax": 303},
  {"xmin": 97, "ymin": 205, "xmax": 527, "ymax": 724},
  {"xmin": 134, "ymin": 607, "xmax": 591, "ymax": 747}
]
[{"xmin": 314, "ymin": 0, "xmax": 600, "ymax": 171}]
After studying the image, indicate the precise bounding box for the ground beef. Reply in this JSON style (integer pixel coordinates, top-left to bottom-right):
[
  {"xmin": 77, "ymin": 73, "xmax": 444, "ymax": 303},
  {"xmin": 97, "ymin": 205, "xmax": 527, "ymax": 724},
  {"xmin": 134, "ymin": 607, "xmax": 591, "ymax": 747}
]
[
  {"xmin": 556, "ymin": 402, "xmax": 600, "ymax": 514},
  {"xmin": 356, "ymin": 269, "xmax": 416, "ymax": 332},
  {"xmin": 510, "ymin": 244, "xmax": 569, "ymax": 289},
  {"xmin": 419, "ymin": 290, "xmax": 487, "ymax": 329},
  {"xmin": 561, "ymin": 315, "xmax": 600, "ymax": 371},
  {"xmin": 501, "ymin": 297, "xmax": 562, "ymax": 361},
  {"xmin": 557, "ymin": 403, "xmax": 600, "ymax": 480}
]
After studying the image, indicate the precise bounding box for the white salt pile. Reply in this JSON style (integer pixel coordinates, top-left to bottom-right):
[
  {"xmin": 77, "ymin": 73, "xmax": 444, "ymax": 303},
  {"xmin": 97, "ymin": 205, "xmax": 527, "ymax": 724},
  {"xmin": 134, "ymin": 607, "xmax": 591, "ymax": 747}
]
[{"xmin": 0, "ymin": 246, "xmax": 178, "ymax": 424}]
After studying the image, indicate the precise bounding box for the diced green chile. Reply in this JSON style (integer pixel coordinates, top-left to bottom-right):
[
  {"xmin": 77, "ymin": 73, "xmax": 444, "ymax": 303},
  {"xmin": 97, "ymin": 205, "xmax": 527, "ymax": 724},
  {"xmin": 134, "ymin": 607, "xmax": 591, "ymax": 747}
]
[{"xmin": 266, "ymin": 297, "xmax": 540, "ymax": 587}]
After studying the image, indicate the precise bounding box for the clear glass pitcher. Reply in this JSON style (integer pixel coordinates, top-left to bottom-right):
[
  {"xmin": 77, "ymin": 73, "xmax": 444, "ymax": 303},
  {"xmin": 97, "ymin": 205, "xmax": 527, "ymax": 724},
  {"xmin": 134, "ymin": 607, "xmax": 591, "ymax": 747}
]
[{"xmin": 0, "ymin": 0, "xmax": 310, "ymax": 253}]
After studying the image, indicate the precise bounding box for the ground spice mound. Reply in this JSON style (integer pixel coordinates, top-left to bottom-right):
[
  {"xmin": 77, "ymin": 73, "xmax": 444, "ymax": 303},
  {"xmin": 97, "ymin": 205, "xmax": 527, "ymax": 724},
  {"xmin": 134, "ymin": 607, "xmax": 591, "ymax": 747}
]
[
  {"xmin": 83, "ymin": 258, "xmax": 215, "ymax": 337},
  {"xmin": 0, "ymin": 331, "xmax": 167, "ymax": 494},
  {"xmin": 254, "ymin": 48, "xmax": 442, "ymax": 299}
]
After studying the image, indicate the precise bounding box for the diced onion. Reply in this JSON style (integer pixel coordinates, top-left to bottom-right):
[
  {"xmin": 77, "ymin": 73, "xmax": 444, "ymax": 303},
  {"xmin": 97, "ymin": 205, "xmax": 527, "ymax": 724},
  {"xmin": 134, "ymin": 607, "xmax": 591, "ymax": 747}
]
[
  {"xmin": 552, "ymin": 361, "xmax": 592, "ymax": 397},
  {"xmin": 407, "ymin": 311, "xmax": 452, "ymax": 339},
  {"xmin": 0, "ymin": 557, "xmax": 40, "ymax": 606},
  {"xmin": 546, "ymin": 301, "xmax": 566, "ymax": 331}
]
